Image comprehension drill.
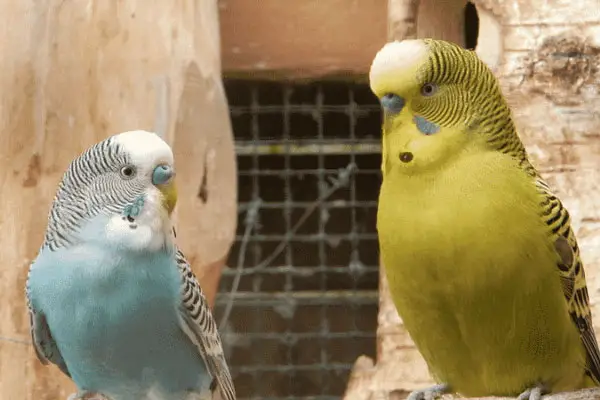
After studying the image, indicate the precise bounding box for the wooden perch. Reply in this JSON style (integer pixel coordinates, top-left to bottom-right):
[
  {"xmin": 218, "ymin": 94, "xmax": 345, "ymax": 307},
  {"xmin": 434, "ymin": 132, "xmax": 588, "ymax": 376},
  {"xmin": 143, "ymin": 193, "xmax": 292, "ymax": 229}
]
[
  {"xmin": 344, "ymin": 1, "xmax": 600, "ymax": 399},
  {"xmin": 344, "ymin": 356, "xmax": 600, "ymax": 400},
  {"xmin": 67, "ymin": 393, "xmax": 111, "ymax": 400},
  {"xmin": 345, "ymin": 356, "xmax": 600, "ymax": 400}
]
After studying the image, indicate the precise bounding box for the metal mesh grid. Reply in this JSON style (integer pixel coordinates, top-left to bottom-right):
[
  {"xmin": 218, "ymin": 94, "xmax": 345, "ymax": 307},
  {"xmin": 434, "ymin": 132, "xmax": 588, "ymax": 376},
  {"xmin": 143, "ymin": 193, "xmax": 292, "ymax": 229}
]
[{"xmin": 215, "ymin": 80, "xmax": 382, "ymax": 400}]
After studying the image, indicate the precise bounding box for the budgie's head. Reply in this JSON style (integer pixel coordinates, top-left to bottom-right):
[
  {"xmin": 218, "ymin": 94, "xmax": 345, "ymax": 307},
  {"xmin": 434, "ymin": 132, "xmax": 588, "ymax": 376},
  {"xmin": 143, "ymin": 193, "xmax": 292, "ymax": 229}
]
[
  {"xmin": 370, "ymin": 38, "xmax": 516, "ymax": 175},
  {"xmin": 43, "ymin": 130, "xmax": 177, "ymax": 252}
]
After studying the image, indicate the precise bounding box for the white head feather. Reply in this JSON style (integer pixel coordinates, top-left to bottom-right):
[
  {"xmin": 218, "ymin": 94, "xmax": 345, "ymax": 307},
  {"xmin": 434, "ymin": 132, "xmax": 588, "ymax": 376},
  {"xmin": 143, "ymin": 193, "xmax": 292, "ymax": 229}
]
[
  {"xmin": 369, "ymin": 39, "xmax": 429, "ymax": 97},
  {"xmin": 102, "ymin": 130, "xmax": 176, "ymax": 252},
  {"xmin": 112, "ymin": 130, "xmax": 174, "ymax": 169},
  {"xmin": 42, "ymin": 130, "xmax": 177, "ymax": 254}
]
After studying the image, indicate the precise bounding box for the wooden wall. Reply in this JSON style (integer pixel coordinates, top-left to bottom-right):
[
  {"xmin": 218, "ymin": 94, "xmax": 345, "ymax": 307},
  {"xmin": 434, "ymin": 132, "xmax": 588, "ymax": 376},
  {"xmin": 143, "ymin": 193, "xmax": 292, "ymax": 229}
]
[
  {"xmin": 219, "ymin": 0, "xmax": 388, "ymax": 79},
  {"xmin": 0, "ymin": 1, "xmax": 236, "ymax": 398}
]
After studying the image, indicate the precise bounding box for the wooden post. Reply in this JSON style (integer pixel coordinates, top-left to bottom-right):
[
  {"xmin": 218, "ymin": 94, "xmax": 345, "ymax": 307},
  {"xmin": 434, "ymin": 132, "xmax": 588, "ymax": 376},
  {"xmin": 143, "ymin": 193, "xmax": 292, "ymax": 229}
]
[
  {"xmin": 416, "ymin": 0, "xmax": 468, "ymax": 46},
  {"xmin": 0, "ymin": 1, "xmax": 236, "ymax": 399},
  {"xmin": 219, "ymin": 0, "xmax": 388, "ymax": 79},
  {"xmin": 344, "ymin": 0, "xmax": 600, "ymax": 399}
]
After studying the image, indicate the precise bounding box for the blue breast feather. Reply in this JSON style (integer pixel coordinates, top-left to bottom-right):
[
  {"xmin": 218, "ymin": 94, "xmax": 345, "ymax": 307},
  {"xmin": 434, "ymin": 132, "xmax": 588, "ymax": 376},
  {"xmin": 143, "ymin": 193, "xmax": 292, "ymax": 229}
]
[{"xmin": 28, "ymin": 217, "xmax": 210, "ymax": 398}]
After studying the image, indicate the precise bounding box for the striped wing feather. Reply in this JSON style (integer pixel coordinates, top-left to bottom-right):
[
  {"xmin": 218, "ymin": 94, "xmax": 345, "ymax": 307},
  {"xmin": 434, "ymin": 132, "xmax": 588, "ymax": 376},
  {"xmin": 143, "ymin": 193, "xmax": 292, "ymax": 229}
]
[
  {"xmin": 537, "ymin": 177, "xmax": 600, "ymax": 383},
  {"xmin": 175, "ymin": 248, "xmax": 237, "ymax": 400}
]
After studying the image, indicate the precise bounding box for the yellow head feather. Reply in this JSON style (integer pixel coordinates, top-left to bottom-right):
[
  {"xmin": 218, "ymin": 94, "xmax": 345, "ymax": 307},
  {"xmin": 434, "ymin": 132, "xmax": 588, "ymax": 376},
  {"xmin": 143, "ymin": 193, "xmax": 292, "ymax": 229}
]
[{"xmin": 369, "ymin": 39, "xmax": 530, "ymax": 176}]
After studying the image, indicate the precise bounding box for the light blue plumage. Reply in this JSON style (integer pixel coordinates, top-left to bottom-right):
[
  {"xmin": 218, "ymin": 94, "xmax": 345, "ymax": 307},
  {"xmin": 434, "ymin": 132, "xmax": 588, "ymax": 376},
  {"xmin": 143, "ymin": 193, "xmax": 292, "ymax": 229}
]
[{"xmin": 26, "ymin": 130, "xmax": 236, "ymax": 400}]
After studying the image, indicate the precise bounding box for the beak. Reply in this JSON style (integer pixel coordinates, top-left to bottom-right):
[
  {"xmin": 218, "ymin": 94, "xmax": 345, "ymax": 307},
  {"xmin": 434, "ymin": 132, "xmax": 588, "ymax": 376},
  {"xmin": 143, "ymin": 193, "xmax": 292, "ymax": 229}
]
[{"xmin": 152, "ymin": 164, "xmax": 177, "ymax": 215}]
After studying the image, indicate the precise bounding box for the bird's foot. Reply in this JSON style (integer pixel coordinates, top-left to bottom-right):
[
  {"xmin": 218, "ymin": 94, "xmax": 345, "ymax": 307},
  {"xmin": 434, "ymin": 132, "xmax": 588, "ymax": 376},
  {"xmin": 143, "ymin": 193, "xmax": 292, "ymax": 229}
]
[
  {"xmin": 407, "ymin": 383, "xmax": 449, "ymax": 400},
  {"xmin": 67, "ymin": 392, "xmax": 112, "ymax": 400},
  {"xmin": 516, "ymin": 385, "xmax": 546, "ymax": 400}
]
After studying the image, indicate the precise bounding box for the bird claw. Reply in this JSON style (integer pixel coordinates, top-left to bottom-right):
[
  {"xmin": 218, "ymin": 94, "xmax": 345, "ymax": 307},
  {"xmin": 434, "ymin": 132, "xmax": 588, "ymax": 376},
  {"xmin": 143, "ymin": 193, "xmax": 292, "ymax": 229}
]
[
  {"xmin": 407, "ymin": 383, "xmax": 449, "ymax": 400},
  {"xmin": 67, "ymin": 392, "xmax": 112, "ymax": 400},
  {"xmin": 516, "ymin": 386, "xmax": 545, "ymax": 400}
]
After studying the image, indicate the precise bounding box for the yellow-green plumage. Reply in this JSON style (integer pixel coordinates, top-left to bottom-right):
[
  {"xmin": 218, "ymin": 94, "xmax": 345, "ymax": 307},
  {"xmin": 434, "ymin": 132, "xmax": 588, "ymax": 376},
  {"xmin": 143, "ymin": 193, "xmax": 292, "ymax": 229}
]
[{"xmin": 371, "ymin": 38, "xmax": 600, "ymax": 398}]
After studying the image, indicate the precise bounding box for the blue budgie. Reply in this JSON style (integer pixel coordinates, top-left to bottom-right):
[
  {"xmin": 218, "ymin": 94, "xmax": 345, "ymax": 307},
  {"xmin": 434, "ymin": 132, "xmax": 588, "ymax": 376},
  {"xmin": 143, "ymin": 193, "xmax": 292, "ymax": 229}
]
[{"xmin": 26, "ymin": 130, "xmax": 236, "ymax": 400}]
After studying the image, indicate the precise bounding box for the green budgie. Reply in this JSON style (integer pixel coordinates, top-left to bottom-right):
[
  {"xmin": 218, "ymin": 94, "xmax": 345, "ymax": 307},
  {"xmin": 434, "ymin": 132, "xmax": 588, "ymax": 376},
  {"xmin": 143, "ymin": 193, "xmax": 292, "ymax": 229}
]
[
  {"xmin": 26, "ymin": 130, "xmax": 236, "ymax": 400},
  {"xmin": 371, "ymin": 39, "xmax": 600, "ymax": 400}
]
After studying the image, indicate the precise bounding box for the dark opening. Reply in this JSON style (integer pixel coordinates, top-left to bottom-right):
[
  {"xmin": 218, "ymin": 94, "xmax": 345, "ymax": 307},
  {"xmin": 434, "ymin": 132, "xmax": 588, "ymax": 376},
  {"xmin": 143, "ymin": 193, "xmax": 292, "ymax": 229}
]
[
  {"xmin": 216, "ymin": 80, "xmax": 381, "ymax": 400},
  {"xmin": 464, "ymin": 2, "xmax": 479, "ymax": 50}
]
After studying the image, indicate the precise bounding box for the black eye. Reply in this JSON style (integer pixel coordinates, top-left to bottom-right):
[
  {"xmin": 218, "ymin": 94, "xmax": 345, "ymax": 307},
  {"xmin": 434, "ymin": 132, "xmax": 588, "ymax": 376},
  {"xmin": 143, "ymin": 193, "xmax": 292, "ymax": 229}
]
[
  {"xmin": 120, "ymin": 165, "xmax": 136, "ymax": 179},
  {"xmin": 421, "ymin": 83, "xmax": 438, "ymax": 97}
]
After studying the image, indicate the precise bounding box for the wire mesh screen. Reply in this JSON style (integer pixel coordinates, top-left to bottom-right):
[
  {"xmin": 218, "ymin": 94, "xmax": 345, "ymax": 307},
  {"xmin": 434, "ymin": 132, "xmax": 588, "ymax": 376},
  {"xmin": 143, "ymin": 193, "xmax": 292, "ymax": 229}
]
[{"xmin": 214, "ymin": 80, "xmax": 383, "ymax": 400}]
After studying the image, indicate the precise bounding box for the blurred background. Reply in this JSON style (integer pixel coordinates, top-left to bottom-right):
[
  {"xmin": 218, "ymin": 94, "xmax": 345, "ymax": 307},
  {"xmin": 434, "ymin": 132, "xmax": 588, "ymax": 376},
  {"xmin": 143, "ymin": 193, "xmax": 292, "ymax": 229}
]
[{"xmin": 1, "ymin": 1, "xmax": 599, "ymax": 400}]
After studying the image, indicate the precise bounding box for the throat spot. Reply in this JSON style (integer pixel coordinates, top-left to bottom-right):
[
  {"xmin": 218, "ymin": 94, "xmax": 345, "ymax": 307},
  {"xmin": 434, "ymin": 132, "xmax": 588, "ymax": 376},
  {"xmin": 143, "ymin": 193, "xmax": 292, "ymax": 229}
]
[
  {"xmin": 121, "ymin": 194, "xmax": 147, "ymax": 229},
  {"xmin": 399, "ymin": 152, "xmax": 414, "ymax": 163},
  {"xmin": 121, "ymin": 215, "xmax": 138, "ymax": 230},
  {"xmin": 122, "ymin": 194, "xmax": 146, "ymax": 220}
]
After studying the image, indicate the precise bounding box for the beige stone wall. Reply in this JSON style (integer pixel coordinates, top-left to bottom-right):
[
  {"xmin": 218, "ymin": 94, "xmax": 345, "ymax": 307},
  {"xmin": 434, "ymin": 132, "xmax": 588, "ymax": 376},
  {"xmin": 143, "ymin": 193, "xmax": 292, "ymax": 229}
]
[{"xmin": 0, "ymin": 1, "xmax": 235, "ymax": 398}]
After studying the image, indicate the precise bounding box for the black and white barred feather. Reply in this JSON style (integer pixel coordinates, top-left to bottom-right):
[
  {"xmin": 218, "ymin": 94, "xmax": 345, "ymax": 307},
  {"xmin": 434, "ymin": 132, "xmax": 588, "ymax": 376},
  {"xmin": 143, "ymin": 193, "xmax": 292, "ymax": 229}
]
[
  {"xmin": 419, "ymin": 39, "xmax": 600, "ymax": 384},
  {"xmin": 175, "ymin": 248, "xmax": 237, "ymax": 400},
  {"xmin": 43, "ymin": 137, "xmax": 145, "ymax": 251}
]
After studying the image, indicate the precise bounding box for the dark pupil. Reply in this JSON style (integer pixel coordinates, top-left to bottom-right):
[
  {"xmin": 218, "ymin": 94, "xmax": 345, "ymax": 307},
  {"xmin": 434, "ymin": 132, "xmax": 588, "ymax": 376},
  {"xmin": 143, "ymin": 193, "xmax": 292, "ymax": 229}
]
[
  {"xmin": 123, "ymin": 167, "xmax": 132, "ymax": 176},
  {"xmin": 424, "ymin": 84, "xmax": 433, "ymax": 94}
]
